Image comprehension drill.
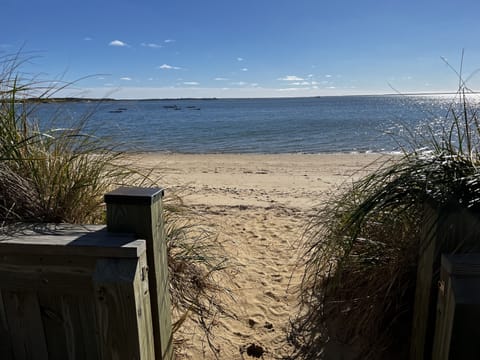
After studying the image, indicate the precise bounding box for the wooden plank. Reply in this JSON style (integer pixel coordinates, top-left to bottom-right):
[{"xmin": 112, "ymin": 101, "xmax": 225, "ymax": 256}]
[
  {"xmin": 411, "ymin": 205, "xmax": 438, "ymax": 360},
  {"xmin": 442, "ymin": 253, "xmax": 480, "ymax": 277},
  {"xmin": 105, "ymin": 187, "xmax": 172, "ymax": 359},
  {"xmin": 3, "ymin": 290, "xmax": 48, "ymax": 360},
  {"xmin": 150, "ymin": 193, "xmax": 173, "ymax": 359},
  {"xmin": 93, "ymin": 257, "xmax": 154, "ymax": 360},
  {"xmin": 0, "ymin": 291, "xmax": 14, "ymax": 360},
  {"xmin": 0, "ymin": 255, "xmax": 96, "ymax": 293},
  {"xmin": 133, "ymin": 252, "xmax": 156, "ymax": 360},
  {"xmin": 38, "ymin": 292, "xmax": 69, "ymax": 358},
  {"xmin": 65, "ymin": 295, "xmax": 99, "ymax": 359},
  {"xmin": 432, "ymin": 262, "xmax": 456, "ymax": 360},
  {"xmin": 448, "ymin": 278, "xmax": 480, "ymax": 359},
  {"xmin": 0, "ymin": 223, "xmax": 105, "ymax": 238},
  {"xmin": 0, "ymin": 228, "xmax": 145, "ymax": 258},
  {"xmin": 38, "ymin": 292, "xmax": 100, "ymax": 360}
]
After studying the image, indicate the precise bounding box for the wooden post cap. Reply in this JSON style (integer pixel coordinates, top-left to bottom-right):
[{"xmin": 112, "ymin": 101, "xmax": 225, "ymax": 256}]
[{"xmin": 104, "ymin": 187, "xmax": 164, "ymax": 205}]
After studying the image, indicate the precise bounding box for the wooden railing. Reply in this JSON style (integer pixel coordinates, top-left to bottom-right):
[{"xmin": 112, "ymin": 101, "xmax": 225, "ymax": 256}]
[{"xmin": 0, "ymin": 187, "xmax": 172, "ymax": 359}]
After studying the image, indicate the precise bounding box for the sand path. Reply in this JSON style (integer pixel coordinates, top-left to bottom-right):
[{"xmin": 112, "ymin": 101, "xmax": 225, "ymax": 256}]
[{"xmin": 136, "ymin": 153, "xmax": 384, "ymax": 359}]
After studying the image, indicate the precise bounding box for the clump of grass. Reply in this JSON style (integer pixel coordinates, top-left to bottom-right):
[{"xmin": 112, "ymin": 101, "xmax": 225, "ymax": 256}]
[
  {"xmin": 293, "ymin": 59, "xmax": 480, "ymax": 359},
  {"xmin": 0, "ymin": 53, "xmax": 142, "ymax": 224}
]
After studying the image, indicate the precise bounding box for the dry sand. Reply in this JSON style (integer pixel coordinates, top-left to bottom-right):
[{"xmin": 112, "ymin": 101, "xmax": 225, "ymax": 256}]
[{"xmin": 135, "ymin": 153, "xmax": 388, "ymax": 359}]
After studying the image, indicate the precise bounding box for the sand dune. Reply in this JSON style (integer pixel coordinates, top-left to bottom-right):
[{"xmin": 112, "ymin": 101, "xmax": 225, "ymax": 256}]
[{"xmin": 136, "ymin": 153, "xmax": 386, "ymax": 359}]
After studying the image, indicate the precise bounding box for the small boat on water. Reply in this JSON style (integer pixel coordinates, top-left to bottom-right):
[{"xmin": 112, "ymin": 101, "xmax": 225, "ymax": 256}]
[
  {"xmin": 163, "ymin": 105, "xmax": 180, "ymax": 110},
  {"xmin": 108, "ymin": 107, "xmax": 128, "ymax": 113}
]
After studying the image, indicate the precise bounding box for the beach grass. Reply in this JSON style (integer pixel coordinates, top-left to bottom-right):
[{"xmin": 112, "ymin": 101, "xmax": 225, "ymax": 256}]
[{"xmin": 293, "ymin": 70, "xmax": 480, "ymax": 359}]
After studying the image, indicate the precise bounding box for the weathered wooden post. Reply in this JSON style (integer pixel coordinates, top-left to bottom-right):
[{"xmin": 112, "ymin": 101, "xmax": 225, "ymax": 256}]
[
  {"xmin": 410, "ymin": 205, "xmax": 439, "ymax": 360},
  {"xmin": 411, "ymin": 204, "xmax": 480, "ymax": 359},
  {"xmin": 432, "ymin": 254, "xmax": 480, "ymax": 359},
  {"xmin": 104, "ymin": 187, "xmax": 172, "ymax": 360}
]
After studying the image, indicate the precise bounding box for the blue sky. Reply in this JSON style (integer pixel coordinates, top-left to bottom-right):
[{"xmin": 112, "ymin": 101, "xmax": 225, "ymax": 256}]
[{"xmin": 3, "ymin": 0, "xmax": 480, "ymax": 99}]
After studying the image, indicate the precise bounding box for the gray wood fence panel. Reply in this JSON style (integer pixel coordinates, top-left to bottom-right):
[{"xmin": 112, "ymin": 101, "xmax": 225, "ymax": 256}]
[{"xmin": 2, "ymin": 290, "xmax": 49, "ymax": 360}]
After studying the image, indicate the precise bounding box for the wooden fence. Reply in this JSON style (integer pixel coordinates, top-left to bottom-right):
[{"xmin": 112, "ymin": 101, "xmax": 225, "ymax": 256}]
[
  {"xmin": 411, "ymin": 205, "xmax": 480, "ymax": 359},
  {"xmin": 0, "ymin": 187, "xmax": 172, "ymax": 359}
]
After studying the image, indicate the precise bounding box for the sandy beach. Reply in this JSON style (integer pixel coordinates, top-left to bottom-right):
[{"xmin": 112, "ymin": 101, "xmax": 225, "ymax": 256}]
[{"xmin": 135, "ymin": 153, "xmax": 387, "ymax": 359}]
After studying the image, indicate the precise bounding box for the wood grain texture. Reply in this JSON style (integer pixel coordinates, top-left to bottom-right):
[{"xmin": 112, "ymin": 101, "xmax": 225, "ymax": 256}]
[
  {"xmin": 0, "ymin": 221, "xmax": 151, "ymax": 360},
  {"xmin": 0, "ymin": 291, "xmax": 14, "ymax": 360},
  {"xmin": 433, "ymin": 255, "xmax": 480, "ymax": 359},
  {"xmin": 3, "ymin": 291, "xmax": 49, "ymax": 360},
  {"xmin": 412, "ymin": 206, "xmax": 480, "ymax": 359},
  {"xmin": 0, "ymin": 227, "xmax": 144, "ymax": 258},
  {"xmin": 106, "ymin": 187, "xmax": 172, "ymax": 359},
  {"xmin": 411, "ymin": 206, "xmax": 438, "ymax": 360},
  {"xmin": 93, "ymin": 256, "xmax": 155, "ymax": 360}
]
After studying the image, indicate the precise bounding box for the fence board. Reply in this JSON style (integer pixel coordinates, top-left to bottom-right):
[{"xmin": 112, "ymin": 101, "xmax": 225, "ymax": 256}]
[
  {"xmin": 0, "ymin": 291, "xmax": 13, "ymax": 359},
  {"xmin": 3, "ymin": 291, "xmax": 48, "ymax": 360},
  {"xmin": 93, "ymin": 255, "xmax": 154, "ymax": 360}
]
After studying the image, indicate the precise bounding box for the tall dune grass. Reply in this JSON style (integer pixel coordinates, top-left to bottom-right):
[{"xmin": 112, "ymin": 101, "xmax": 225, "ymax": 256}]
[
  {"xmin": 293, "ymin": 65, "xmax": 480, "ymax": 358},
  {"xmin": 0, "ymin": 54, "xmax": 137, "ymax": 223}
]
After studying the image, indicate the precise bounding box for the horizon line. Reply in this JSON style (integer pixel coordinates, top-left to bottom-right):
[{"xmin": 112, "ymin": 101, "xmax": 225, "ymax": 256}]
[{"xmin": 27, "ymin": 91, "xmax": 473, "ymax": 102}]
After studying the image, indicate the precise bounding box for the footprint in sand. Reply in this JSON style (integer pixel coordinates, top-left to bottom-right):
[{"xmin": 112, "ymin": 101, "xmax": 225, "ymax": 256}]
[{"xmin": 264, "ymin": 290, "xmax": 280, "ymax": 302}]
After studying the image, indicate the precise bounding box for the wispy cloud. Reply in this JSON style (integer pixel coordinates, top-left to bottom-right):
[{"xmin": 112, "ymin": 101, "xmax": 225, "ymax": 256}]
[
  {"xmin": 158, "ymin": 64, "xmax": 181, "ymax": 70},
  {"xmin": 278, "ymin": 75, "xmax": 304, "ymax": 81},
  {"xmin": 231, "ymin": 81, "xmax": 247, "ymax": 86},
  {"xmin": 183, "ymin": 81, "xmax": 199, "ymax": 85},
  {"xmin": 109, "ymin": 40, "xmax": 128, "ymax": 47},
  {"xmin": 84, "ymin": 37, "xmax": 92, "ymax": 41},
  {"xmin": 237, "ymin": 57, "xmax": 244, "ymax": 61},
  {"xmin": 120, "ymin": 77, "xmax": 132, "ymax": 81},
  {"xmin": 277, "ymin": 87, "xmax": 302, "ymax": 92},
  {"xmin": 241, "ymin": 68, "xmax": 248, "ymax": 72},
  {"xmin": 164, "ymin": 39, "xmax": 175, "ymax": 43},
  {"xmin": 290, "ymin": 81, "xmax": 311, "ymax": 86},
  {"xmin": 214, "ymin": 77, "xmax": 229, "ymax": 81},
  {"xmin": 325, "ymin": 74, "xmax": 332, "ymax": 78},
  {"xmin": 141, "ymin": 42, "xmax": 162, "ymax": 48}
]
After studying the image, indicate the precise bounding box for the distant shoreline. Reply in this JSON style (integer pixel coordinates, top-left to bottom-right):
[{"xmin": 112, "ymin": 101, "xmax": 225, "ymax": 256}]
[{"xmin": 23, "ymin": 92, "xmax": 466, "ymax": 103}]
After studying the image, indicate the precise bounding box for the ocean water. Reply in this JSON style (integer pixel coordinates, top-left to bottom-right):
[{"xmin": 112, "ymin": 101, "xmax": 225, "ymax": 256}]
[{"xmin": 30, "ymin": 95, "xmax": 461, "ymax": 154}]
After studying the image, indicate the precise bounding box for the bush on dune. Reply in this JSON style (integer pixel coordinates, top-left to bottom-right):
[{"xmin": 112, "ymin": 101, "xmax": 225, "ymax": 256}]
[{"xmin": 294, "ymin": 62, "xmax": 480, "ymax": 359}]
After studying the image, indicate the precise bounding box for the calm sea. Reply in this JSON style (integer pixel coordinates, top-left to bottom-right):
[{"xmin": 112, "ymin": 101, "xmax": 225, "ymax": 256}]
[{"xmin": 30, "ymin": 95, "xmax": 462, "ymax": 154}]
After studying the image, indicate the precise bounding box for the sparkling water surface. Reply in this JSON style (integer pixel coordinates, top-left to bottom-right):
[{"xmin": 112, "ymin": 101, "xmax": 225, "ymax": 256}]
[{"xmin": 31, "ymin": 95, "xmax": 463, "ymax": 154}]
